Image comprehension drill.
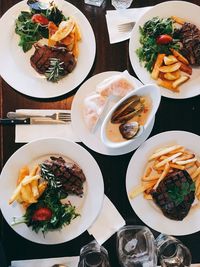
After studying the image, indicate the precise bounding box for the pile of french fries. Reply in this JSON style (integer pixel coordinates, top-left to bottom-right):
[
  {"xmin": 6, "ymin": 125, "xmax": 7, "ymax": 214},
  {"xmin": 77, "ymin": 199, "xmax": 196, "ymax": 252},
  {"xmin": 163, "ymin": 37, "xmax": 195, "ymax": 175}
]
[
  {"xmin": 9, "ymin": 165, "xmax": 47, "ymax": 209},
  {"xmin": 48, "ymin": 17, "xmax": 82, "ymax": 58},
  {"xmin": 151, "ymin": 16, "xmax": 192, "ymax": 93},
  {"xmin": 129, "ymin": 144, "xmax": 200, "ymax": 201}
]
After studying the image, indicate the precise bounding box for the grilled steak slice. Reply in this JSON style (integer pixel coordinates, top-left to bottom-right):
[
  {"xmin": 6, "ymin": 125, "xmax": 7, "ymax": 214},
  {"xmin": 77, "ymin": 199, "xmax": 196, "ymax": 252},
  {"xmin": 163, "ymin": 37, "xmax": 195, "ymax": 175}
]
[
  {"xmin": 151, "ymin": 170, "xmax": 195, "ymax": 221},
  {"xmin": 30, "ymin": 44, "xmax": 76, "ymax": 75},
  {"xmin": 42, "ymin": 156, "xmax": 86, "ymax": 196},
  {"xmin": 178, "ymin": 22, "xmax": 200, "ymax": 66}
]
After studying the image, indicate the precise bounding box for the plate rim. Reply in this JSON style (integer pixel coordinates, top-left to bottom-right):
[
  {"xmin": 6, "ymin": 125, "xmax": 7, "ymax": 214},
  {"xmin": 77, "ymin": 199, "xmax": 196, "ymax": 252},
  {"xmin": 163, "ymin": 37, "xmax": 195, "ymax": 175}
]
[
  {"xmin": 71, "ymin": 71, "xmax": 156, "ymax": 156},
  {"xmin": 0, "ymin": 0, "xmax": 96, "ymax": 99},
  {"xmin": 126, "ymin": 130, "xmax": 200, "ymax": 235},
  {"xmin": 0, "ymin": 137, "xmax": 104, "ymax": 244},
  {"xmin": 129, "ymin": 0, "xmax": 200, "ymax": 99}
]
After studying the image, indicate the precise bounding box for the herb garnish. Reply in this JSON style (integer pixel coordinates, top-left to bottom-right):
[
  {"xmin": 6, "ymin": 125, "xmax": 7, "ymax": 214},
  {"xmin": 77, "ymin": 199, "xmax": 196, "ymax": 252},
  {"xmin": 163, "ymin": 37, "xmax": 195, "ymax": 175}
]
[
  {"xmin": 167, "ymin": 181, "xmax": 195, "ymax": 206},
  {"xmin": 12, "ymin": 188, "xmax": 79, "ymax": 234},
  {"xmin": 136, "ymin": 17, "xmax": 180, "ymax": 72},
  {"xmin": 45, "ymin": 58, "xmax": 65, "ymax": 82}
]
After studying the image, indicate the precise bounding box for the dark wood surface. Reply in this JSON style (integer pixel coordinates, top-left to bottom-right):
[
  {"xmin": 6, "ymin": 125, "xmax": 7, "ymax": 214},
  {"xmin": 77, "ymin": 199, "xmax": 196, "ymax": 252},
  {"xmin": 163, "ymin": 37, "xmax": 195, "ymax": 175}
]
[{"xmin": 1, "ymin": 0, "xmax": 200, "ymax": 266}]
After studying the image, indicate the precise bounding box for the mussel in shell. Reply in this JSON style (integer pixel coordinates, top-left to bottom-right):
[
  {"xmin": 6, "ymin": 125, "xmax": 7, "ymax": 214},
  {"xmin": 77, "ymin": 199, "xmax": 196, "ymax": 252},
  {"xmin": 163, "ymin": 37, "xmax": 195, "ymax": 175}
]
[
  {"xmin": 119, "ymin": 121, "xmax": 140, "ymax": 140},
  {"xmin": 111, "ymin": 95, "xmax": 144, "ymax": 124}
]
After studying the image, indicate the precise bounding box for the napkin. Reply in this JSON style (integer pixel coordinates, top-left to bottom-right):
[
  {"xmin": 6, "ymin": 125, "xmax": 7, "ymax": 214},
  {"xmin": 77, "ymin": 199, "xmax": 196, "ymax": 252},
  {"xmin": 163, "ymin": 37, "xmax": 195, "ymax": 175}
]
[
  {"xmin": 88, "ymin": 195, "xmax": 125, "ymax": 245},
  {"xmin": 106, "ymin": 6, "xmax": 152, "ymax": 44},
  {"xmin": 11, "ymin": 256, "xmax": 79, "ymax": 267},
  {"xmin": 15, "ymin": 109, "xmax": 80, "ymax": 143}
]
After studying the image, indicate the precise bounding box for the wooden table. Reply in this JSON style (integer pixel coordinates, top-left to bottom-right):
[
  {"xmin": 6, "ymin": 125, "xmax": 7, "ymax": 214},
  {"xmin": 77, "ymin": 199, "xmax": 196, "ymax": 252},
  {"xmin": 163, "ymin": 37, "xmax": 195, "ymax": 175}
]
[{"xmin": 0, "ymin": 0, "xmax": 200, "ymax": 266}]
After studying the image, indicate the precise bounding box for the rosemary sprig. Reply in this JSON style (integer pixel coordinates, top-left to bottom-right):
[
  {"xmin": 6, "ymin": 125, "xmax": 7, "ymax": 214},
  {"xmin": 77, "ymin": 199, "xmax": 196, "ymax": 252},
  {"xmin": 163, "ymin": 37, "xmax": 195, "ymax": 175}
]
[{"xmin": 45, "ymin": 58, "xmax": 65, "ymax": 82}]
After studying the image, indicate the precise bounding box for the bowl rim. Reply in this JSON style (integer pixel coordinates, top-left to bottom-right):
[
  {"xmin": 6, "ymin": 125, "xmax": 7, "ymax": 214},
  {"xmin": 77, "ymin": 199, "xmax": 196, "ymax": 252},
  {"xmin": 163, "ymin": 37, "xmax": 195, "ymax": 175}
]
[{"xmin": 100, "ymin": 83, "xmax": 161, "ymax": 149}]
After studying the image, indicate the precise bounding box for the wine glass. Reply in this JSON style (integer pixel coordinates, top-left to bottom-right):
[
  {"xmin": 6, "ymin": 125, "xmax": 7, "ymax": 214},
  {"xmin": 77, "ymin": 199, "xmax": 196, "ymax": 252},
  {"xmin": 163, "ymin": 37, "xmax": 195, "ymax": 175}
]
[
  {"xmin": 156, "ymin": 234, "xmax": 191, "ymax": 267},
  {"xmin": 116, "ymin": 225, "xmax": 157, "ymax": 267}
]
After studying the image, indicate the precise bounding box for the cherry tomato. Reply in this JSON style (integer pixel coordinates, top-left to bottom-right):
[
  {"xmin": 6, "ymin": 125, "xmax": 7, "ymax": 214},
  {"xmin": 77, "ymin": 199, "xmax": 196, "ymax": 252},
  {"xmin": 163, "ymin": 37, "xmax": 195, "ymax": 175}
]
[
  {"xmin": 32, "ymin": 207, "xmax": 52, "ymax": 221},
  {"xmin": 32, "ymin": 14, "xmax": 49, "ymax": 25},
  {"xmin": 156, "ymin": 34, "xmax": 173, "ymax": 45}
]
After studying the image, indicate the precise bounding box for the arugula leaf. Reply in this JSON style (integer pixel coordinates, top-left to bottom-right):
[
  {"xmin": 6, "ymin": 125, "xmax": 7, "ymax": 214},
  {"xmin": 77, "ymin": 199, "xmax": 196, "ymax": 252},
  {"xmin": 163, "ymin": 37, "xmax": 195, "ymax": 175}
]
[{"xmin": 15, "ymin": 11, "xmax": 42, "ymax": 52}]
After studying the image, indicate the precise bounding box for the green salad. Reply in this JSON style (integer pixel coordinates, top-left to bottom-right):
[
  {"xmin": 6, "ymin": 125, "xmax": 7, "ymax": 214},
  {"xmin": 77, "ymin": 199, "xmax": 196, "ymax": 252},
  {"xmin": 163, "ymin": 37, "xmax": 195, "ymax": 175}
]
[{"xmin": 136, "ymin": 17, "xmax": 180, "ymax": 72}]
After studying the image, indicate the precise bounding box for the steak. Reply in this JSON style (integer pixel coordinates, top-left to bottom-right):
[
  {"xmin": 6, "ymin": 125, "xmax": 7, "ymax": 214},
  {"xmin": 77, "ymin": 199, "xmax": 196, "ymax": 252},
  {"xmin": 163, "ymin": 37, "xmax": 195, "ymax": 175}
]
[
  {"xmin": 30, "ymin": 44, "xmax": 76, "ymax": 75},
  {"xmin": 151, "ymin": 170, "xmax": 195, "ymax": 221},
  {"xmin": 42, "ymin": 156, "xmax": 86, "ymax": 196},
  {"xmin": 178, "ymin": 22, "xmax": 200, "ymax": 65}
]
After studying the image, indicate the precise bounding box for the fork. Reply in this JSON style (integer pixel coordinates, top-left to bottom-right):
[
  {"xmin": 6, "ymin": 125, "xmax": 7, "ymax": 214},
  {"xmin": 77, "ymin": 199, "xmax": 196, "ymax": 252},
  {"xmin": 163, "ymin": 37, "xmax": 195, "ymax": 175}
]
[
  {"xmin": 117, "ymin": 21, "xmax": 135, "ymax": 33},
  {"xmin": 7, "ymin": 111, "xmax": 71, "ymax": 122}
]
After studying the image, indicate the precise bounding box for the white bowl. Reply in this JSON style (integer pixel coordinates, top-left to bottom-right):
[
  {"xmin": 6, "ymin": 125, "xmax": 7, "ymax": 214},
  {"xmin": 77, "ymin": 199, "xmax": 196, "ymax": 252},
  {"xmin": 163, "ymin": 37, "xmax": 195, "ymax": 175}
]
[{"xmin": 100, "ymin": 84, "xmax": 161, "ymax": 149}]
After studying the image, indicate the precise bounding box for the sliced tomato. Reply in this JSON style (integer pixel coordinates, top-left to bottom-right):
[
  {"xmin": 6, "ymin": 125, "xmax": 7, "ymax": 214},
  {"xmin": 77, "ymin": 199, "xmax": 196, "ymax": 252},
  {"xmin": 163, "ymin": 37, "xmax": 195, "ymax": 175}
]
[
  {"xmin": 32, "ymin": 207, "xmax": 52, "ymax": 221},
  {"xmin": 156, "ymin": 34, "xmax": 173, "ymax": 45},
  {"xmin": 32, "ymin": 14, "xmax": 49, "ymax": 25}
]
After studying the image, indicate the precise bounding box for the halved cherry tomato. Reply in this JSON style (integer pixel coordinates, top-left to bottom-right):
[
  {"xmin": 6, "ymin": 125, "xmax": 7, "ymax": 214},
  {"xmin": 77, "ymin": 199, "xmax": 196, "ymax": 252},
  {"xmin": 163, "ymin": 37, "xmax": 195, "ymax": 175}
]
[
  {"xmin": 32, "ymin": 207, "xmax": 52, "ymax": 221},
  {"xmin": 156, "ymin": 34, "xmax": 173, "ymax": 45},
  {"xmin": 32, "ymin": 14, "xmax": 49, "ymax": 25}
]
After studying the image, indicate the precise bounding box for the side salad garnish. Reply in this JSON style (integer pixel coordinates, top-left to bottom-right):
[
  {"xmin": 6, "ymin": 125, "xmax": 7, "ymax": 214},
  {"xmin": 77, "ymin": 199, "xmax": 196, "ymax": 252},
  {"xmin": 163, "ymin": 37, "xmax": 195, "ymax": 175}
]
[
  {"xmin": 15, "ymin": 0, "xmax": 81, "ymax": 83},
  {"xmin": 136, "ymin": 17, "xmax": 180, "ymax": 72},
  {"xmin": 9, "ymin": 156, "xmax": 86, "ymax": 235},
  {"xmin": 136, "ymin": 16, "xmax": 199, "ymax": 93},
  {"xmin": 15, "ymin": 2, "xmax": 66, "ymax": 52}
]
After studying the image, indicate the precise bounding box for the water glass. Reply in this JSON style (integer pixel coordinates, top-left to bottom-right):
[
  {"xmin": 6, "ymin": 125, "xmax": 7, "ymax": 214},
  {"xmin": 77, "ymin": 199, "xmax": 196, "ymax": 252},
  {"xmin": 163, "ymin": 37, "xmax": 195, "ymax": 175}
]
[
  {"xmin": 116, "ymin": 225, "xmax": 157, "ymax": 267},
  {"xmin": 111, "ymin": 0, "xmax": 133, "ymax": 9},
  {"xmin": 156, "ymin": 234, "xmax": 191, "ymax": 267},
  {"xmin": 78, "ymin": 240, "xmax": 111, "ymax": 267},
  {"xmin": 84, "ymin": 0, "xmax": 105, "ymax": 7}
]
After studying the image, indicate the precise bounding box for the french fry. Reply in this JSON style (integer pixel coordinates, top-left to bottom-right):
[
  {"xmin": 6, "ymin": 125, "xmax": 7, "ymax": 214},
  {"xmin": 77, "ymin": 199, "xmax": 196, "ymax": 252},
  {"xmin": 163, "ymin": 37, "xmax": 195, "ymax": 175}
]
[
  {"xmin": 144, "ymin": 167, "xmax": 152, "ymax": 177},
  {"xmin": 159, "ymin": 62, "xmax": 181, "ymax": 73},
  {"xmin": 155, "ymin": 152, "xmax": 183, "ymax": 168},
  {"xmin": 176, "ymin": 158, "xmax": 197, "ymax": 165},
  {"xmin": 164, "ymin": 55, "xmax": 178, "ymax": 65},
  {"xmin": 170, "ymin": 49, "xmax": 189, "ymax": 65},
  {"xmin": 9, "ymin": 184, "xmax": 22, "ymax": 205},
  {"xmin": 172, "ymin": 153, "xmax": 195, "ymax": 162},
  {"xmin": 143, "ymin": 192, "xmax": 153, "ymax": 200},
  {"xmin": 172, "ymin": 75, "xmax": 190, "ymax": 89},
  {"xmin": 151, "ymin": 54, "xmax": 165, "ymax": 80},
  {"xmin": 171, "ymin": 16, "xmax": 185, "ymax": 25},
  {"xmin": 164, "ymin": 70, "xmax": 181, "ymax": 81},
  {"xmin": 157, "ymin": 78, "xmax": 179, "ymax": 92},
  {"xmin": 153, "ymin": 163, "xmax": 171, "ymax": 189},
  {"xmin": 169, "ymin": 163, "xmax": 185, "ymax": 170},
  {"xmin": 129, "ymin": 181, "xmax": 156, "ymax": 199},
  {"xmin": 38, "ymin": 181, "xmax": 48, "ymax": 197},
  {"xmin": 191, "ymin": 167, "xmax": 200, "ymax": 181},
  {"xmin": 74, "ymin": 22, "xmax": 82, "ymax": 41},
  {"xmin": 21, "ymin": 174, "xmax": 41, "ymax": 186},
  {"xmin": 17, "ymin": 166, "xmax": 29, "ymax": 185},
  {"xmin": 142, "ymin": 175, "xmax": 159, "ymax": 182},
  {"xmin": 149, "ymin": 145, "xmax": 182, "ymax": 161},
  {"xmin": 21, "ymin": 184, "xmax": 37, "ymax": 204},
  {"xmin": 31, "ymin": 180, "xmax": 39, "ymax": 198}
]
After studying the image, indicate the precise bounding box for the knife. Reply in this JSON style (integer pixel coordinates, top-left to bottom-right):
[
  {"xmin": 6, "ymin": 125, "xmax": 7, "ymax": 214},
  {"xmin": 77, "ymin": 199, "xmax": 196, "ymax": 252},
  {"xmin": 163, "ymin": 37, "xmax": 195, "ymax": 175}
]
[{"xmin": 0, "ymin": 118, "xmax": 66, "ymax": 125}]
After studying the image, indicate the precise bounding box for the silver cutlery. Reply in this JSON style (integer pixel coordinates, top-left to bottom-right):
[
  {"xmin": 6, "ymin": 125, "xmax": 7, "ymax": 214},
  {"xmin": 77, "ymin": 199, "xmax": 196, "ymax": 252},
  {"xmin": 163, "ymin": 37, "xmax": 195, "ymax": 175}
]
[
  {"xmin": 0, "ymin": 117, "xmax": 67, "ymax": 125},
  {"xmin": 117, "ymin": 21, "xmax": 135, "ymax": 33},
  {"xmin": 7, "ymin": 111, "xmax": 71, "ymax": 123}
]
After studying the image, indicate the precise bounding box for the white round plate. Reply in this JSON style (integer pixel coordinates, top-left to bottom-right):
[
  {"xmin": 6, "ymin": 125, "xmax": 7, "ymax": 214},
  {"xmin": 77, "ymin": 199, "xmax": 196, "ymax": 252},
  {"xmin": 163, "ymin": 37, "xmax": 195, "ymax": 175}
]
[
  {"xmin": 0, "ymin": 0, "xmax": 96, "ymax": 98},
  {"xmin": 129, "ymin": 1, "xmax": 200, "ymax": 99},
  {"xmin": 0, "ymin": 138, "xmax": 104, "ymax": 244},
  {"xmin": 71, "ymin": 71, "xmax": 155, "ymax": 156},
  {"xmin": 126, "ymin": 131, "xmax": 200, "ymax": 235}
]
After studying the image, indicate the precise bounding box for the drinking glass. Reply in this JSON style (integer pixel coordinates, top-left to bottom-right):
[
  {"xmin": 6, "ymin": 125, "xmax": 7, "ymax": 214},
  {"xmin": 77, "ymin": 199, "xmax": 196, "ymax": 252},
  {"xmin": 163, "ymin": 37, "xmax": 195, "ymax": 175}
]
[
  {"xmin": 156, "ymin": 234, "xmax": 191, "ymax": 267},
  {"xmin": 111, "ymin": 0, "xmax": 133, "ymax": 9},
  {"xmin": 78, "ymin": 240, "xmax": 111, "ymax": 267},
  {"xmin": 116, "ymin": 225, "xmax": 157, "ymax": 267},
  {"xmin": 84, "ymin": 0, "xmax": 105, "ymax": 7}
]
